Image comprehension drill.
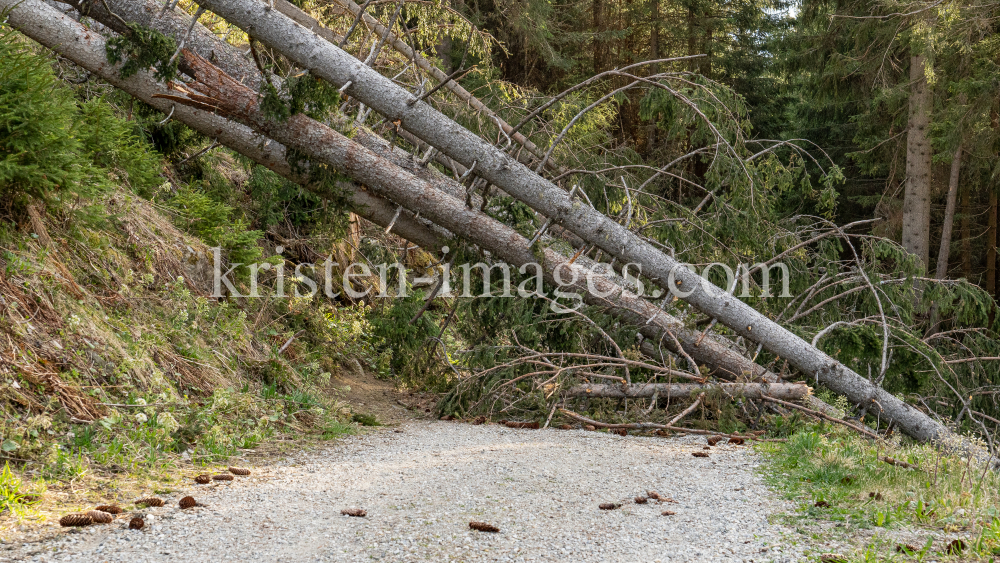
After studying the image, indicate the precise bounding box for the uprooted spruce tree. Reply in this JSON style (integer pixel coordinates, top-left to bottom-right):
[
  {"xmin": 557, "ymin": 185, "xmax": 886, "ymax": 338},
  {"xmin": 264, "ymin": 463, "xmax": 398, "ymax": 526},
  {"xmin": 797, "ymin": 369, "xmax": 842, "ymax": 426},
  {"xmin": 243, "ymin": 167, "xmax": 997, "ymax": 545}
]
[{"xmin": 3, "ymin": 0, "xmax": 1000, "ymax": 460}]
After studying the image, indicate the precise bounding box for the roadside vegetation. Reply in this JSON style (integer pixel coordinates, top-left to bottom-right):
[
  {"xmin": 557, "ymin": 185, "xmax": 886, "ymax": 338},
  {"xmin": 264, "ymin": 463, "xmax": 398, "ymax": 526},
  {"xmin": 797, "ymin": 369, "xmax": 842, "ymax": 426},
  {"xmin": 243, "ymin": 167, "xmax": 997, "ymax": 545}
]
[{"xmin": 761, "ymin": 424, "xmax": 1000, "ymax": 561}]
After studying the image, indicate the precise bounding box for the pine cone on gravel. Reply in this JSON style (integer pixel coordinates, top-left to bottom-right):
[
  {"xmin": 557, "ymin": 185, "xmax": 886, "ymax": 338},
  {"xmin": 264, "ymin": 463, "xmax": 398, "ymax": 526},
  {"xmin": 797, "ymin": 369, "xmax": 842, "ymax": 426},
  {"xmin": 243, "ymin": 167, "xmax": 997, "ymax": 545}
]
[
  {"xmin": 661, "ymin": 510, "xmax": 676, "ymax": 516},
  {"xmin": 179, "ymin": 496, "xmax": 197, "ymax": 509},
  {"xmin": 228, "ymin": 467, "xmax": 251, "ymax": 476},
  {"xmin": 558, "ymin": 424, "xmax": 572, "ymax": 430},
  {"xmin": 59, "ymin": 513, "xmax": 93, "ymax": 527},
  {"xmin": 94, "ymin": 505, "xmax": 122, "ymax": 515},
  {"xmin": 598, "ymin": 503, "xmax": 621, "ymax": 510},
  {"xmin": 706, "ymin": 436, "xmax": 724, "ymax": 446},
  {"xmin": 135, "ymin": 497, "xmax": 164, "ymax": 508},
  {"xmin": 212, "ymin": 474, "xmax": 234, "ymax": 481},
  {"xmin": 504, "ymin": 421, "xmax": 540, "ymax": 429},
  {"xmin": 634, "ymin": 497, "xmax": 648, "ymax": 504},
  {"xmin": 87, "ymin": 510, "xmax": 114, "ymax": 524},
  {"xmin": 195, "ymin": 474, "xmax": 211, "ymax": 484},
  {"xmin": 728, "ymin": 437, "xmax": 745, "ymax": 445},
  {"xmin": 647, "ymin": 491, "xmax": 662, "ymax": 501},
  {"xmin": 341, "ymin": 508, "xmax": 367, "ymax": 517},
  {"xmin": 128, "ymin": 517, "xmax": 144, "ymax": 530},
  {"xmin": 469, "ymin": 521, "xmax": 499, "ymax": 532},
  {"xmin": 611, "ymin": 428, "xmax": 628, "ymax": 436},
  {"xmin": 692, "ymin": 452, "xmax": 709, "ymax": 458}
]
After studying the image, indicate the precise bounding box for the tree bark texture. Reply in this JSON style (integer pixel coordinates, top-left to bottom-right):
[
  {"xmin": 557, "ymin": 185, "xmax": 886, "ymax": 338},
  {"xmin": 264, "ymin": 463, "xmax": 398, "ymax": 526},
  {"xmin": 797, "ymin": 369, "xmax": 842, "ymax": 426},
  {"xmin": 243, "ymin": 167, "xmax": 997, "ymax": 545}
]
[
  {"xmin": 567, "ymin": 382, "xmax": 810, "ymax": 400},
  {"xmin": 271, "ymin": 0, "xmax": 560, "ymax": 173},
  {"xmin": 935, "ymin": 144, "xmax": 962, "ymax": 279},
  {"xmin": 190, "ymin": 0, "xmax": 957, "ymax": 443},
  {"xmin": 988, "ymin": 190, "xmax": 998, "ymax": 299},
  {"xmin": 902, "ymin": 54, "xmax": 933, "ymax": 269}
]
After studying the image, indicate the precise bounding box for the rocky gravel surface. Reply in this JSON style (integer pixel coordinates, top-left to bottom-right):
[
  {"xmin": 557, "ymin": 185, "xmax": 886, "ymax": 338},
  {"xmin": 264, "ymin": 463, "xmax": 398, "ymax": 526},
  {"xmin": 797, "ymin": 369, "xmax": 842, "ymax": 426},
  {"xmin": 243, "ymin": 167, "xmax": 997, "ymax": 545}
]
[{"xmin": 4, "ymin": 422, "xmax": 802, "ymax": 562}]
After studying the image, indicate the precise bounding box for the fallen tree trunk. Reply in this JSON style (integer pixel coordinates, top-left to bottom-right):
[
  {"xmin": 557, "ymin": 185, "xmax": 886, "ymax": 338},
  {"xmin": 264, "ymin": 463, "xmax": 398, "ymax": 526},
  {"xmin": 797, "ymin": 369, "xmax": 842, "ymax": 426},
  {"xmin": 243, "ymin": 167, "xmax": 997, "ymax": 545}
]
[
  {"xmin": 568, "ymin": 382, "xmax": 810, "ymax": 400},
  {"xmin": 271, "ymin": 0, "xmax": 558, "ymax": 172},
  {"xmin": 71, "ymin": 0, "xmax": 812, "ymax": 391},
  {"xmin": 8, "ymin": 0, "xmax": 446, "ymax": 256},
  {"xmin": 193, "ymin": 0, "xmax": 956, "ymax": 444}
]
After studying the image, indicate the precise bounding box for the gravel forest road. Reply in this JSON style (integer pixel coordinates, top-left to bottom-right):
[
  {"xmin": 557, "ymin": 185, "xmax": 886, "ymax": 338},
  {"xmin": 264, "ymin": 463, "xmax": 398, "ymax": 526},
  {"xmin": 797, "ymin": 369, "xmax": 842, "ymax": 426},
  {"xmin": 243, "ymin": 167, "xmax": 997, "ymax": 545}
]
[{"xmin": 5, "ymin": 422, "xmax": 802, "ymax": 562}]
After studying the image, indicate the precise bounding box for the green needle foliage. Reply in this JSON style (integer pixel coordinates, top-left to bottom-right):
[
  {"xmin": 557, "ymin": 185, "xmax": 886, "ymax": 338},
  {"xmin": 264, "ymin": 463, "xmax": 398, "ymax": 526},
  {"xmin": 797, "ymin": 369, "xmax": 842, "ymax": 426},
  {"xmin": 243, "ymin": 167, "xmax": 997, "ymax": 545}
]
[
  {"xmin": 105, "ymin": 22, "xmax": 178, "ymax": 82},
  {"xmin": 0, "ymin": 27, "xmax": 104, "ymax": 212}
]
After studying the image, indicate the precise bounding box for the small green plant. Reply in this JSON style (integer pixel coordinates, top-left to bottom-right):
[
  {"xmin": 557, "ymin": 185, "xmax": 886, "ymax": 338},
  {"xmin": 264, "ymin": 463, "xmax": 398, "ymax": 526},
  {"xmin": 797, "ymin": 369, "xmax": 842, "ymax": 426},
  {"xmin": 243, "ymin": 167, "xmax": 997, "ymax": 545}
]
[
  {"xmin": 351, "ymin": 412, "xmax": 381, "ymax": 427},
  {"xmin": 0, "ymin": 462, "xmax": 40, "ymax": 516}
]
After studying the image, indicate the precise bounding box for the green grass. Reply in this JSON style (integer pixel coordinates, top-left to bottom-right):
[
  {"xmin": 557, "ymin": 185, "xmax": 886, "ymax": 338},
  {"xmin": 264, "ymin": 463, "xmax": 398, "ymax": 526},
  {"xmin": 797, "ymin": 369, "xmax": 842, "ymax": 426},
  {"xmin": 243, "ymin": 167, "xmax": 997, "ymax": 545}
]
[
  {"xmin": 351, "ymin": 412, "xmax": 381, "ymax": 427},
  {"xmin": 0, "ymin": 463, "xmax": 42, "ymax": 517},
  {"xmin": 758, "ymin": 425, "xmax": 1000, "ymax": 561},
  {"xmin": 320, "ymin": 420, "xmax": 357, "ymax": 440}
]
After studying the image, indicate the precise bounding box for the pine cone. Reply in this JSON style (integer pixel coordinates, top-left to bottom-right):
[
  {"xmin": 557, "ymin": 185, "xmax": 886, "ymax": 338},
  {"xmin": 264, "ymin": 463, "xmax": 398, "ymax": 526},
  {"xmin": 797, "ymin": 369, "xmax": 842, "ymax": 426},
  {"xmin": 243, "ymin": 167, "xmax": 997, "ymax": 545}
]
[
  {"xmin": 179, "ymin": 496, "xmax": 197, "ymax": 509},
  {"xmin": 634, "ymin": 497, "xmax": 647, "ymax": 504},
  {"xmin": 584, "ymin": 425, "xmax": 596, "ymax": 431},
  {"xmin": 646, "ymin": 491, "xmax": 662, "ymax": 501},
  {"xmin": 728, "ymin": 437, "xmax": 745, "ymax": 445},
  {"xmin": 341, "ymin": 508, "xmax": 366, "ymax": 517},
  {"xmin": 128, "ymin": 516, "xmax": 144, "ymax": 530},
  {"xmin": 212, "ymin": 474, "xmax": 234, "ymax": 481},
  {"xmin": 87, "ymin": 510, "xmax": 114, "ymax": 524},
  {"xmin": 558, "ymin": 424, "xmax": 572, "ymax": 430},
  {"xmin": 661, "ymin": 510, "xmax": 676, "ymax": 516},
  {"xmin": 598, "ymin": 503, "xmax": 621, "ymax": 510},
  {"xmin": 228, "ymin": 467, "xmax": 250, "ymax": 476},
  {"xmin": 194, "ymin": 474, "xmax": 211, "ymax": 484},
  {"xmin": 20, "ymin": 493, "xmax": 41, "ymax": 504},
  {"xmin": 135, "ymin": 497, "xmax": 164, "ymax": 508},
  {"xmin": 59, "ymin": 513, "xmax": 92, "ymax": 527},
  {"xmin": 703, "ymin": 446, "xmax": 711, "ymax": 450},
  {"xmin": 692, "ymin": 452, "xmax": 709, "ymax": 458},
  {"xmin": 706, "ymin": 436, "xmax": 724, "ymax": 446},
  {"xmin": 94, "ymin": 505, "xmax": 122, "ymax": 515},
  {"xmin": 469, "ymin": 521, "xmax": 499, "ymax": 532},
  {"xmin": 612, "ymin": 428, "xmax": 628, "ymax": 436},
  {"xmin": 503, "ymin": 421, "xmax": 539, "ymax": 429}
]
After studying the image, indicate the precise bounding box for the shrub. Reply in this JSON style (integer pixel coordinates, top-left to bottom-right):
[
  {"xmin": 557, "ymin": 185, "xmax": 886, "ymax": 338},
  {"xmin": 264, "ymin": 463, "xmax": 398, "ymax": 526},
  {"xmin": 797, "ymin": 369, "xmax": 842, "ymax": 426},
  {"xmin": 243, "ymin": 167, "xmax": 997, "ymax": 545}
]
[{"xmin": 0, "ymin": 27, "xmax": 103, "ymax": 214}]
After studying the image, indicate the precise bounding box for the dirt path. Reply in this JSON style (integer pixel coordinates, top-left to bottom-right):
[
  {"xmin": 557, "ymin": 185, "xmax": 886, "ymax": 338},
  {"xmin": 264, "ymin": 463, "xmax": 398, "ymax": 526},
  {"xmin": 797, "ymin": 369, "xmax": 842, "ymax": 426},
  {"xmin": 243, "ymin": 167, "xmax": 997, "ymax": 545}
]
[{"xmin": 4, "ymin": 422, "xmax": 803, "ymax": 562}]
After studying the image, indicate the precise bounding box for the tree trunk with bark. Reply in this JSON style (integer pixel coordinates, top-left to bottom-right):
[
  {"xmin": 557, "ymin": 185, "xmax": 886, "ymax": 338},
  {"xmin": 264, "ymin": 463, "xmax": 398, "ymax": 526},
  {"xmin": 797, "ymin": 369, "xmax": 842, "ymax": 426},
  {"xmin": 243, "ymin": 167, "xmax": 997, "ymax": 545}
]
[
  {"xmin": 568, "ymin": 382, "xmax": 810, "ymax": 400},
  {"xmin": 935, "ymin": 144, "xmax": 962, "ymax": 279},
  {"xmin": 902, "ymin": 53, "xmax": 934, "ymax": 269},
  {"xmin": 988, "ymin": 191, "xmax": 998, "ymax": 299},
  {"xmin": 961, "ymin": 183, "xmax": 973, "ymax": 279}
]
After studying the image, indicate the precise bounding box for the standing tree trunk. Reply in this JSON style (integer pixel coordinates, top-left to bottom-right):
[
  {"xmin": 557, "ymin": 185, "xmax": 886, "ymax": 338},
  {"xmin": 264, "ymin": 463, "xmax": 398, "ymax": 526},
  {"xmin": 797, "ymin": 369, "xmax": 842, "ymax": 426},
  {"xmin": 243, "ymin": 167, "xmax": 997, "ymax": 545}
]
[
  {"xmin": 902, "ymin": 53, "xmax": 934, "ymax": 270},
  {"xmin": 988, "ymin": 191, "xmax": 998, "ymax": 299},
  {"xmin": 961, "ymin": 184, "xmax": 973, "ymax": 279},
  {"xmin": 593, "ymin": 0, "xmax": 605, "ymax": 75},
  {"xmin": 935, "ymin": 144, "xmax": 962, "ymax": 279}
]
